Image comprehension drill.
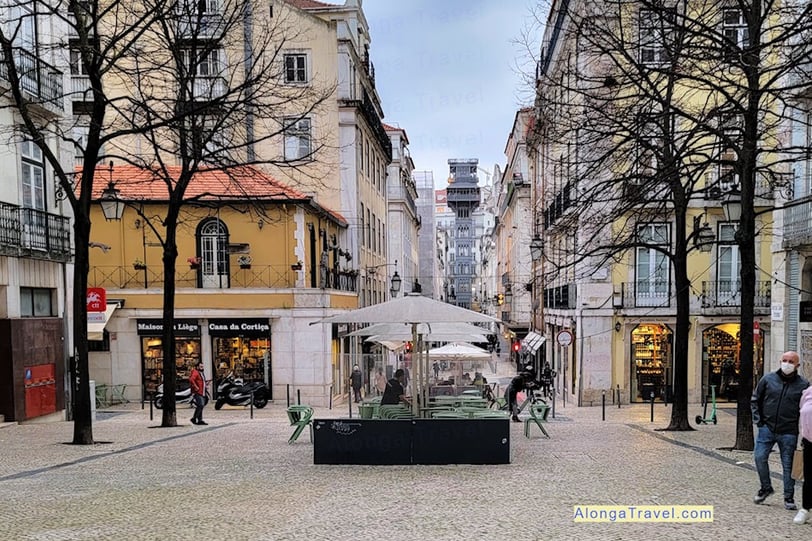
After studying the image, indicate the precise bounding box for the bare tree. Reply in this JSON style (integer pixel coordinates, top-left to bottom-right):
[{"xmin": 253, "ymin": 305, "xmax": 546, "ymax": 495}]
[
  {"xmin": 0, "ymin": 0, "xmax": 335, "ymax": 437},
  {"xmin": 530, "ymin": 0, "xmax": 811, "ymax": 440}
]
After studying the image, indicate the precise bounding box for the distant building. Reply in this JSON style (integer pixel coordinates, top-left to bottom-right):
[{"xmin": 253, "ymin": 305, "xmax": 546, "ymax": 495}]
[
  {"xmin": 445, "ymin": 159, "xmax": 482, "ymax": 309},
  {"xmin": 414, "ymin": 171, "xmax": 439, "ymax": 298}
]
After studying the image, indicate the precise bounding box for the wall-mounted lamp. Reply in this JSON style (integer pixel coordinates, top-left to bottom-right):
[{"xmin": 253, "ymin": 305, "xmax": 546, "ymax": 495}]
[
  {"xmin": 615, "ymin": 322, "xmax": 622, "ymax": 333},
  {"xmin": 722, "ymin": 186, "xmax": 742, "ymax": 222},
  {"xmin": 529, "ymin": 234, "xmax": 543, "ymax": 262}
]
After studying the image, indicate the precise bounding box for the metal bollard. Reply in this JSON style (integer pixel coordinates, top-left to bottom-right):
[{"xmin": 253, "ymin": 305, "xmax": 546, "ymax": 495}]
[
  {"xmin": 650, "ymin": 392, "xmax": 655, "ymax": 422},
  {"xmin": 286, "ymin": 384, "xmax": 290, "ymax": 407},
  {"xmin": 551, "ymin": 386, "xmax": 556, "ymax": 419},
  {"xmin": 149, "ymin": 392, "xmax": 153, "ymax": 421},
  {"xmin": 602, "ymin": 390, "xmax": 606, "ymax": 421},
  {"xmin": 297, "ymin": 389, "xmax": 301, "ymax": 406},
  {"xmin": 250, "ymin": 390, "xmax": 254, "ymax": 419},
  {"xmin": 329, "ymin": 385, "xmax": 333, "ymax": 410},
  {"xmin": 617, "ymin": 385, "xmax": 621, "ymax": 409}
]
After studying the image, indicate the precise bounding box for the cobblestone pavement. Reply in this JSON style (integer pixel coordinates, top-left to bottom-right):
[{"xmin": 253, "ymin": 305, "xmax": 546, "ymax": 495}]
[{"xmin": 0, "ymin": 397, "xmax": 806, "ymax": 541}]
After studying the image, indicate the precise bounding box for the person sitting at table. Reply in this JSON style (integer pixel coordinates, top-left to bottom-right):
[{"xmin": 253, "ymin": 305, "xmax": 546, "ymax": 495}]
[{"xmin": 381, "ymin": 369, "xmax": 410, "ymax": 406}]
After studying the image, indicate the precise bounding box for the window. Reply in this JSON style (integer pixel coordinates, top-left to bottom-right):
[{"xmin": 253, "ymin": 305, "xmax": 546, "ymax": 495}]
[
  {"xmin": 21, "ymin": 139, "xmax": 45, "ymax": 211},
  {"xmin": 360, "ymin": 202, "xmax": 365, "ymax": 246},
  {"xmin": 69, "ymin": 46, "xmax": 89, "ymax": 76},
  {"xmin": 181, "ymin": 48, "xmax": 223, "ymax": 77},
  {"xmin": 197, "ymin": 218, "xmax": 229, "ymax": 288},
  {"xmin": 635, "ymin": 224, "xmax": 670, "ymax": 307},
  {"xmin": 722, "ymin": 8, "xmax": 749, "ymax": 55},
  {"xmin": 184, "ymin": 114, "xmax": 225, "ymax": 161},
  {"xmin": 284, "ymin": 53, "xmax": 307, "ymax": 83},
  {"xmin": 718, "ymin": 114, "xmax": 742, "ymax": 190},
  {"xmin": 20, "ymin": 288, "xmax": 54, "ymax": 317},
  {"xmin": 717, "ymin": 224, "xmax": 741, "ymax": 305},
  {"xmin": 283, "ymin": 117, "xmax": 312, "ymax": 160},
  {"xmin": 639, "ymin": 8, "xmax": 675, "ymax": 65}
]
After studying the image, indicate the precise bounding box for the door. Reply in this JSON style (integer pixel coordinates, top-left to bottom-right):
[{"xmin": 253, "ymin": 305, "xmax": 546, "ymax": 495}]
[
  {"xmin": 199, "ymin": 219, "xmax": 229, "ymax": 288},
  {"xmin": 717, "ymin": 224, "xmax": 741, "ymax": 306}
]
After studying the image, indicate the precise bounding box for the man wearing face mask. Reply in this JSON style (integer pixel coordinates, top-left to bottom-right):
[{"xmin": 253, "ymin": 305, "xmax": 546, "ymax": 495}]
[{"xmin": 752, "ymin": 351, "xmax": 809, "ymax": 510}]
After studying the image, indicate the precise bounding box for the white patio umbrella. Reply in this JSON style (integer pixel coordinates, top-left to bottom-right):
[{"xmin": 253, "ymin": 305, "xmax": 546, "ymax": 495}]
[{"xmin": 313, "ymin": 294, "xmax": 499, "ymax": 414}]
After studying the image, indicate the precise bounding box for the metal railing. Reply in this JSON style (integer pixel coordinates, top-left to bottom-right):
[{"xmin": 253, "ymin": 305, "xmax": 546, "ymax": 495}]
[
  {"xmin": 701, "ymin": 280, "xmax": 771, "ymax": 309},
  {"xmin": 620, "ymin": 281, "xmax": 671, "ymax": 308},
  {"xmin": 0, "ymin": 202, "xmax": 71, "ymax": 260},
  {"xmin": 783, "ymin": 195, "xmax": 812, "ymax": 247},
  {"xmin": 89, "ymin": 264, "xmax": 358, "ymax": 292},
  {"xmin": 0, "ymin": 48, "xmax": 63, "ymax": 112}
]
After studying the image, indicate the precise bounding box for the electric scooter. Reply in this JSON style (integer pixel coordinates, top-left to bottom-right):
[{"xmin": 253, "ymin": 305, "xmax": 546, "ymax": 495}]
[{"xmin": 696, "ymin": 384, "xmax": 718, "ymax": 425}]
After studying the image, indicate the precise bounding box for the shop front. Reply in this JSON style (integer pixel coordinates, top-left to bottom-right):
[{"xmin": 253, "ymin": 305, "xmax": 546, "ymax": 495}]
[
  {"xmin": 137, "ymin": 319, "xmax": 201, "ymax": 400},
  {"xmin": 630, "ymin": 323, "xmax": 672, "ymax": 402},
  {"xmin": 208, "ymin": 318, "xmax": 272, "ymax": 398},
  {"xmin": 701, "ymin": 323, "xmax": 765, "ymax": 402}
]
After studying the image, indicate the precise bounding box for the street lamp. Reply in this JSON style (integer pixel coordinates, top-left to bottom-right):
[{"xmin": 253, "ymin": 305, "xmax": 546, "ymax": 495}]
[
  {"xmin": 100, "ymin": 162, "xmax": 125, "ymax": 221},
  {"xmin": 504, "ymin": 288, "xmax": 513, "ymax": 305},
  {"xmin": 530, "ymin": 234, "xmax": 543, "ymax": 262},
  {"xmin": 389, "ymin": 270, "xmax": 401, "ymax": 298},
  {"xmin": 722, "ymin": 187, "xmax": 742, "ymax": 222}
]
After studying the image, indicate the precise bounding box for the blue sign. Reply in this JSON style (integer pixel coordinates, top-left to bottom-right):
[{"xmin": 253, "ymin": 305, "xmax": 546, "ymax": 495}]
[{"xmin": 25, "ymin": 368, "xmax": 31, "ymax": 380}]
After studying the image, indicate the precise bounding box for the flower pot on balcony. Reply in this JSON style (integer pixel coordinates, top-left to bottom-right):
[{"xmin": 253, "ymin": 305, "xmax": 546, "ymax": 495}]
[
  {"xmin": 133, "ymin": 264, "xmax": 146, "ymax": 270},
  {"xmin": 291, "ymin": 262, "xmax": 303, "ymax": 271},
  {"xmin": 240, "ymin": 264, "xmax": 251, "ymax": 270},
  {"xmin": 189, "ymin": 263, "xmax": 200, "ymax": 270}
]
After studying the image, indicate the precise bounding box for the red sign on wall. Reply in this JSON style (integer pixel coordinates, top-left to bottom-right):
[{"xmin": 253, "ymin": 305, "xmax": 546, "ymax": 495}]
[{"xmin": 87, "ymin": 287, "xmax": 107, "ymax": 312}]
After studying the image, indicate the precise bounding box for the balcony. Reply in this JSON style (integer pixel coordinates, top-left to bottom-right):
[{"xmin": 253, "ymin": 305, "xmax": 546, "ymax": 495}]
[
  {"xmin": 89, "ymin": 264, "xmax": 357, "ymax": 292},
  {"xmin": 619, "ymin": 281, "xmax": 671, "ymax": 308},
  {"xmin": 701, "ymin": 280, "xmax": 770, "ymax": 312},
  {"xmin": 184, "ymin": 76, "xmax": 227, "ymax": 102},
  {"xmin": 0, "ymin": 48, "xmax": 64, "ymax": 113},
  {"xmin": 783, "ymin": 195, "xmax": 812, "ymax": 248},
  {"xmin": 178, "ymin": 13, "xmax": 225, "ymax": 40},
  {"xmin": 0, "ymin": 203, "xmax": 72, "ymax": 261},
  {"xmin": 543, "ymin": 283, "xmax": 576, "ymax": 310}
]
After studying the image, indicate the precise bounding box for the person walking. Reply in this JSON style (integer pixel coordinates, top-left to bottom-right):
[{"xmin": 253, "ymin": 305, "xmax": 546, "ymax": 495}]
[
  {"xmin": 375, "ymin": 369, "xmax": 387, "ymax": 396},
  {"xmin": 752, "ymin": 351, "xmax": 809, "ymax": 509},
  {"xmin": 794, "ymin": 385, "xmax": 812, "ymax": 524},
  {"xmin": 350, "ymin": 365, "xmax": 363, "ymax": 403},
  {"xmin": 190, "ymin": 361, "xmax": 208, "ymax": 426}
]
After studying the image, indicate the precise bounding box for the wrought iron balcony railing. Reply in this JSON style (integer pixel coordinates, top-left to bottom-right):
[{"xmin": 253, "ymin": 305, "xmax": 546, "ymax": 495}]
[
  {"xmin": 0, "ymin": 202, "xmax": 71, "ymax": 261},
  {"xmin": 620, "ymin": 281, "xmax": 671, "ymax": 308},
  {"xmin": 0, "ymin": 48, "xmax": 64, "ymax": 113},
  {"xmin": 701, "ymin": 280, "xmax": 771, "ymax": 309},
  {"xmin": 89, "ymin": 264, "xmax": 358, "ymax": 293}
]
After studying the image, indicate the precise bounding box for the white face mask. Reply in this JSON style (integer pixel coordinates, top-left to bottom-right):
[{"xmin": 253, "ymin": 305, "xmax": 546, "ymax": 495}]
[{"xmin": 780, "ymin": 362, "xmax": 796, "ymax": 375}]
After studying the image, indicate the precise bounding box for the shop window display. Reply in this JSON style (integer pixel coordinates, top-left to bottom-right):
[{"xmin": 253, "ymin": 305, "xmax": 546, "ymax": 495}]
[
  {"xmin": 142, "ymin": 337, "xmax": 202, "ymax": 395},
  {"xmin": 213, "ymin": 337, "xmax": 271, "ymax": 384},
  {"xmin": 631, "ymin": 324, "xmax": 672, "ymax": 402}
]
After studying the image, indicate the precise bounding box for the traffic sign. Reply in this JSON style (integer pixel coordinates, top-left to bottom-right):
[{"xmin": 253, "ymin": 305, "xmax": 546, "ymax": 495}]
[{"xmin": 556, "ymin": 329, "xmax": 573, "ymax": 347}]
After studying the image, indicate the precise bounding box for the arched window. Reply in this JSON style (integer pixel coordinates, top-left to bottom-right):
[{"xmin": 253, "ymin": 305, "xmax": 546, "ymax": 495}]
[{"xmin": 197, "ymin": 218, "xmax": 229, "ymax": 288}]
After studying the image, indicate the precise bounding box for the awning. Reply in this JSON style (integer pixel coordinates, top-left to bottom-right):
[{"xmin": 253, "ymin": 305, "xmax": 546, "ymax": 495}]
[
  {"xmin": 522, "ymin": 331, "xmax": 546, "ymax": 354},
  {"xmin": 88, "ymin": 304, "xmax": 119, "ymax": 341}
]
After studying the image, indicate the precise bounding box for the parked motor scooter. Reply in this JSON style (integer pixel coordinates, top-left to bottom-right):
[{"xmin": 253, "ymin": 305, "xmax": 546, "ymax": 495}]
[
  {"xmin": 214, "ymin": 374, "xmax": 269, "ymax": 409},
  {"xmin": 153, "ymin": 380, "xmax": 210, "ymax": 410}
]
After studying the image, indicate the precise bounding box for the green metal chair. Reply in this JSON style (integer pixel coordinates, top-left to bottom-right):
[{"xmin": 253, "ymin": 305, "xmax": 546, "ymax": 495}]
[
  {"xmin": 524, "ymin": 403, "xmax": 550, "ymax": 438},
  {"xmin": 378, "ymin": 405, "xmax": 413, "ymax": 419},
  {"xmin": 286, "ymin": 405, "xmax": 314, "ymax": 444},
  {"xmin": 95, "ymin": 384, "xmax": 110, "ymax": 409}
]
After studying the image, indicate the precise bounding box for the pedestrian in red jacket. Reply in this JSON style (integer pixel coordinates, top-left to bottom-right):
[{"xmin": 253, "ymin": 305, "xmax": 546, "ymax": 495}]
[{"xmin": 190, "ymin": 361, "xmax": 207, "ymax": 426}]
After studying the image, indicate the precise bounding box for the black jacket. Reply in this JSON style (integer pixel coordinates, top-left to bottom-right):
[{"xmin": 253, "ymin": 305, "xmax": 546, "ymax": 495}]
[{"xmin": 751, "ymin": 370, "xmax": 809, "ymax": 434}]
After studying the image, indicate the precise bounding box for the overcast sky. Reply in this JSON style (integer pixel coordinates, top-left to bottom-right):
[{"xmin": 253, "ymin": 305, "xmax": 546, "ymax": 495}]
[{"xmin": 363, "ymin": 0, "xmax": 540, "ymax": 187}]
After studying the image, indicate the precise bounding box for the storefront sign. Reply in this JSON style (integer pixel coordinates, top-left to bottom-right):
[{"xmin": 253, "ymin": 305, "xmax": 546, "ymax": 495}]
[
  {"xmin": 136, "ymin": 319, "xmax": 201, "ymax": 336},
  {"xmin": 87, "ymin": 288, "xmax": 106, "ymax": 312},
  {"xmin": 207, "ymin": 318, "xmax": 271, "ymax": 337},
  {"xmin": 772, "ymin": 303, "xmax": 784, "ymax": 322},
  {"xmin": 800, "ymin": 301, "xmax": 812, "ymax": 323}
]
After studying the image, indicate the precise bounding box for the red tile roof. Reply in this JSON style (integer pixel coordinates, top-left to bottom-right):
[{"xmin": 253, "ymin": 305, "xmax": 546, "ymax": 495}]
[{"xmin": 85, "ymin": 164, "xmax": 347, "ymax": 225}]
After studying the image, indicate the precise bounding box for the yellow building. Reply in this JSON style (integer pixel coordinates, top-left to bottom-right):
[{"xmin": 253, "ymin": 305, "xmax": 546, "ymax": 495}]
[{"xmin": 87, "ymin": 165, "xmax": 356, "ymax": 406}]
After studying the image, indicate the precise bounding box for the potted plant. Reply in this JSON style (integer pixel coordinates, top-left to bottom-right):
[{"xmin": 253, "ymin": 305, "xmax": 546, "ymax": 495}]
[
  {"xmin": 291, "ymin": 260, "xmax": 303, "ymax": 271},
  {"xmin": 187, "ymin": 256, "xmax": 202, "ymax": 269},
  {"xmin": 238, "ymin": 255, "xmax": 252, "ymax": 269},
  {"xmin": 133, "ymin": 259, "xmax": 146, "ymax": 270}
]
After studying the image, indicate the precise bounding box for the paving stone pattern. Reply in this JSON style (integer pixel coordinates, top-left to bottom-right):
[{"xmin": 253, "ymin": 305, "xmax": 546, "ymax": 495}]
[{"xmin": 0, "ymin": 399, "xmax": 805, "ymax": 541}]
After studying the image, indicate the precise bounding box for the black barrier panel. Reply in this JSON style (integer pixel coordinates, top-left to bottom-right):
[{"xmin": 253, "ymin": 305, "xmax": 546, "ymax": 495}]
[
  {"xmin": 412, "ymin": 419, "xmax": 510, "ymax": 465},
  {"xmin": 312, "ymin": 418, "xmax": 511, "ymax": 465},
  {"xmin": 313, "ymin": 419, "xmax": 412, "ymax": 465}
]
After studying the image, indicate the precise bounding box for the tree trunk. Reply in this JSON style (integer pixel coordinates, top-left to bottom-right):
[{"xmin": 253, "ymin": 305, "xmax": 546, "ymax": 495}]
[
  {"xmin": 160, "ymin": 207, "xmax": 181, "ymax": 427},
  {"xmin": 72, "ymin": 208, "xmax": 94, "ymax": 444},
  {"xmin": 664, "ymin": 207, "xmax": 693, "ymax": 431}
]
